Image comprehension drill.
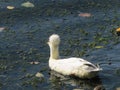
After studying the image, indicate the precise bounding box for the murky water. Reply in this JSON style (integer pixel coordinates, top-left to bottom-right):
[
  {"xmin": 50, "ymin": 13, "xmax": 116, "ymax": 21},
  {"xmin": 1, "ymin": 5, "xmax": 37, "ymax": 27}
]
[{"xmin": 0, "ymin": 0, "xmax": 120, "ymax": 90}]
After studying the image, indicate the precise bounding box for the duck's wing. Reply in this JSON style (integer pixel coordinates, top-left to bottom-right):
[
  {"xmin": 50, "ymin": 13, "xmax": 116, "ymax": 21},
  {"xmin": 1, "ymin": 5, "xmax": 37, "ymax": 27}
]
[
  {"xmin": 81, "ymin": 61, "xmax": 102, "ymax": 72},
  {"xmin": 49, "ymin": 57, "xmax": 102, "ymax": 74}
]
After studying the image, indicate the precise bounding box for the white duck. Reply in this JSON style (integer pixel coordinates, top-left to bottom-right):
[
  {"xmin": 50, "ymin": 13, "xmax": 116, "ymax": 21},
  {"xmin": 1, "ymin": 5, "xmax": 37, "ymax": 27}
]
[{"xmin": 48, "ymin": 34, "xmax": 102, "ymax": 79}]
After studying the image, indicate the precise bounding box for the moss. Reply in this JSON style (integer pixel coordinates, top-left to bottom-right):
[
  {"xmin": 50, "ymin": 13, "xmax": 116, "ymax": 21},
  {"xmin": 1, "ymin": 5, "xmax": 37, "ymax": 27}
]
[
  {"xmin": 22, "ymin": 68, "xmax": 27, "ymax": 72},
  {"xmin": 28, "ymin": 48, "xmax": 37, "ymax": 55},
  {"xmin": 0, "ymin": 82, "xmax": 3, "ymax": 88},
  {"xmin": 115, "ymin": 68, "xmax": 120, "ymax": 76},
  {"xmin": 88, "ymin": 42, "xmax": 97, "ymax": 48},
  {"xmin": 55, "ymin": 25, "xmax": 60, "ymax": 29},
  {"xmin": 79, "ymin": 29, "xmax": 88, "ymax": 36},
  {"xmin": 0, "ymin": 64, "xmax": 7, "ymax": 71},
  {"xmin": 22, "ymin": 76, "xmax": 45, "ymax": 87},
  {"xmin": 25, "ymin": 73, "xmax": 34, "ymax": 78},
  {"xmin": 62, "ymin": 49, "xmax": 72, "ymax": 56},
  {"xmin": 79, "ymin": 50, "xmax": 86, "ymax": 57}
]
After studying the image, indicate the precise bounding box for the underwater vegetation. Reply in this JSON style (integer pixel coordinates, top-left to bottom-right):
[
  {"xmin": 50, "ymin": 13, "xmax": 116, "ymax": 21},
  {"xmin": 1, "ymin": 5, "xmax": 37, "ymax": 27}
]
[{"xmin": 0, "ymin": 0, "xmax": 120, "ymax": 90}]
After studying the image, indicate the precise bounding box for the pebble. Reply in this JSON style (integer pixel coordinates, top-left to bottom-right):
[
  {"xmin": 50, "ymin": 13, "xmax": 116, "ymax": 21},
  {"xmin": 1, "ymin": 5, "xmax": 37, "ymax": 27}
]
[{"xmin": 35, "ymin": 72, "xmax": 44, "ymax": 78}]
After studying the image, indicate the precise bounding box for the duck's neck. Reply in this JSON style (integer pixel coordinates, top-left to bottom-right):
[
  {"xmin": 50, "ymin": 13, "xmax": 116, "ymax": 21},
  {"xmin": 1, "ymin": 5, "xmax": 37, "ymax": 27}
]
[{"xmin": 49, "ymin": 45, "xmax": 59, "ymax": 60}]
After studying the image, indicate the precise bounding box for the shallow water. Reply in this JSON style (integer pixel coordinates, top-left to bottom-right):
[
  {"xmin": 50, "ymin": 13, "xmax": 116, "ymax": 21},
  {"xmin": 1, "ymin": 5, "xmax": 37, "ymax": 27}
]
[{"xmin": 0, "ymin": 0, "xmax": 120, "ymax": 90}]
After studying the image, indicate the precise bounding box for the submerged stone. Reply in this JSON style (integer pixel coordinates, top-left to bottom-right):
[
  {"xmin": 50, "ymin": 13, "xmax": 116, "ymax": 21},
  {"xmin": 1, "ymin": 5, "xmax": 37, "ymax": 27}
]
[
  {"xmin": 35, "ymin": 72, "xmax": 44, "ymax": 78},
  {"xmin": 21, "ymin": 1, "xmax": 35, "ymax": 8}
]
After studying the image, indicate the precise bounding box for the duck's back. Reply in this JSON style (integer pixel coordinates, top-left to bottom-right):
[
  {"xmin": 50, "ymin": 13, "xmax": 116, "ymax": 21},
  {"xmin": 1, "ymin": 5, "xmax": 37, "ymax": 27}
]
[{"xmin": 49, "ymin": 57, "xmax": 101, "ymax": 79}]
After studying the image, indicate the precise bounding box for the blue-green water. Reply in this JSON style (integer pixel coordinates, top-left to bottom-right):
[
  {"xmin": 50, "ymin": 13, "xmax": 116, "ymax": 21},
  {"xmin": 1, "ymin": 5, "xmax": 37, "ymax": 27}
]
[{"xmin": 0, "ymin": 0, "xmax": 120, "ymax": 90}]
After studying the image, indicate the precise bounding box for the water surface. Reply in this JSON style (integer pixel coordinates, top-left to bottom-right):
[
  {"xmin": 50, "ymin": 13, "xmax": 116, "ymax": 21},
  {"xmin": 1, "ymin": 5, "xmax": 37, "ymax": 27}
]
[{"xmin": 0, "ymin": 0, "xmax": 120, "ymax": 90}]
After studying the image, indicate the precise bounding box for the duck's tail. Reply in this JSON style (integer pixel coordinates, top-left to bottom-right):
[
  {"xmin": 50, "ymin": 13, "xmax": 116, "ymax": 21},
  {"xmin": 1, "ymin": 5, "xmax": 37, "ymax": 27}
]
[
  {"xmin": 96, "ymin": 61, "xmax": 111, "ymax": 68},
  {"xmin": 90, "ymin": 67, "xmax": 102, "ymax": 72}
]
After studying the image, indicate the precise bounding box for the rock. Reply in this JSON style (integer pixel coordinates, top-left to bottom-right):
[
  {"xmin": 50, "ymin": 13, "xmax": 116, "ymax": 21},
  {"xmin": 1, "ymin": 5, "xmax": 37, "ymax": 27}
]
[
  {"xmin": 21, "ymin": 1, "xmax": 35, "ymax": 8},
  {"xmin": 35, "ymin": 72, "xmax": 44, "ymax": 78},
  {"xmin": 116, "ymin": 87, "xmax": 120, "ymax": 90},
  {"xmin": 7, "ymin": 6, "xmax": 15, "ymax": 10}
]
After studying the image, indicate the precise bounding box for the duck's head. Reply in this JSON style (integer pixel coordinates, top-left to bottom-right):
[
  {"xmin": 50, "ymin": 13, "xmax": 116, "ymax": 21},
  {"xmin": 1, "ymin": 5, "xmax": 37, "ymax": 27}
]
[{"xmin": 48, "ymin": 34, "xmax": 60, "ymax": 46}]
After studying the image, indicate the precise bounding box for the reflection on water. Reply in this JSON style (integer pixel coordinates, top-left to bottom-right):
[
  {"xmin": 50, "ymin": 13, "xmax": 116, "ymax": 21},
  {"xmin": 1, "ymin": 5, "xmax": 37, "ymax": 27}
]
[{"xmin": 49, "ymin": 71, "xmax": 104, "ymax": 90}]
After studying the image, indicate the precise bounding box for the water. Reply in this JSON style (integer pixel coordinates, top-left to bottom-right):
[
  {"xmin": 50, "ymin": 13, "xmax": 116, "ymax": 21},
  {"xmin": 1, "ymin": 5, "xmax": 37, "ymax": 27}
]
[{"xmin": 0, "ymin": 0, "xmax": 120, "ymax": 90}]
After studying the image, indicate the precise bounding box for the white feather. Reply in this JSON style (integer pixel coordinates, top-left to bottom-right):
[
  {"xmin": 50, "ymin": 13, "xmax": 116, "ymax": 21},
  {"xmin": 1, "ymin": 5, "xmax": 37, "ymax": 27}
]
[{"xmin": 48, "ymin": 34, "xmax": 102, "ymax": 79}]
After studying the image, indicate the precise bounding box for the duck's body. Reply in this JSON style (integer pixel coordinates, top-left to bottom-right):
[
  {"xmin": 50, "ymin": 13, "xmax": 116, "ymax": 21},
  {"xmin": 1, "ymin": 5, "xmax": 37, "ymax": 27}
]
[{"xmin": 48, "ymin": 34, "xmax": 102, "ymax": 79}]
